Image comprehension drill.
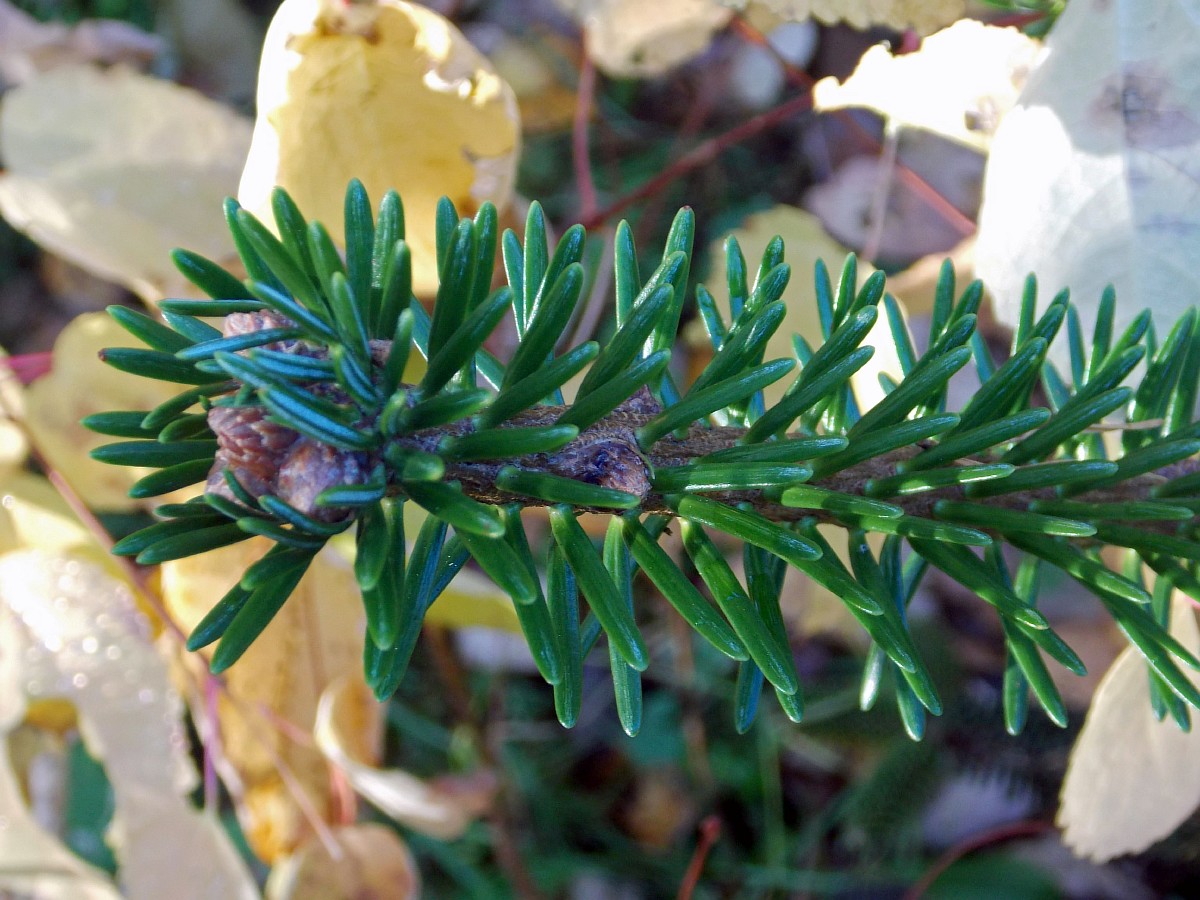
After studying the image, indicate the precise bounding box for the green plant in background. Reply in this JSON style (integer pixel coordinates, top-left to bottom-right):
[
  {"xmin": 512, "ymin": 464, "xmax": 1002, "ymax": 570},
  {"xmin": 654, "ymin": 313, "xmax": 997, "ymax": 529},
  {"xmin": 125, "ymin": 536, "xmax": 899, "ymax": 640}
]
[{"xmin": 86, "ymin": 180, "xmax": 1200, "ymax": 741}]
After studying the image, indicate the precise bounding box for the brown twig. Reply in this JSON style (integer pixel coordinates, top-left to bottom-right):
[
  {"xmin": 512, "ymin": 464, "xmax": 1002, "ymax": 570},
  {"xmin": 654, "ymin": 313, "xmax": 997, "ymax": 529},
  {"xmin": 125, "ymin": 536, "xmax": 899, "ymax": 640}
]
[
  {"xmin": 573, "ymin": 51, "xmax": 600, "ymax": 223},
  {"xmin": 677, "ymin": 814, "xmax": 723, "ymax": 900},
  {"xmin": 903, "ymin": 819, "xmax": 1053, "ymax": 900},
  {"xmin": 578, "ymin": 91, "xmax": 816, "ymax": 231}
]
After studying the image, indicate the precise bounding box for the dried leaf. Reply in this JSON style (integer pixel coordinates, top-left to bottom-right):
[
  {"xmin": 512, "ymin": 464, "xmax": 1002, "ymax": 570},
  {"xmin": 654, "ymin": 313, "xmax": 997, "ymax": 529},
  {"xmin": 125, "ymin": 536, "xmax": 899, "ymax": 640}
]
[
  {"xmin": 975, "ymin": 0, "xmax": 1200, "ymax": 362},
  {"xmin": 162, "ymin": 540, "xmax": 379, "ymax": 862},
  {"xmin": 0, "ymin": 64, "xmax": 250, "ymax": 302},
  {"xmin": 21, "ymin": 312, "xmax": 180, "ymax": 511},
  {"xmin": 315, "ymin": 677, "xmax": 497, "ymax": 840},
  {"xmin": 727, "ymin": 0, "xmax": 965, "ymax": 34},
  {"xmin": 0, "ymin": 550, "xmax": 257, "ymax": 900},
  {"xmin": 1058, "ymin": 598, "xmax": 1200, "ymax": 861},
  {"xmin": 239, "ymin": 0, "xmax": 520, "ymax": 296},
  {"xmin": 554, "ymin": 0, "xmax": 733, "ymax": 77},
  {"xmin": 813, "ymin": 21, "xmax": 1041, "ymax": 152},
  {"xmin": 265, "ymin": 823, "xmax": 420, "ymax": 900},
  {"xmin": 804, "ymin": 136, "xmax": 982, "ymax": 270},
  {"xmin": 0, "ymin": 0, "xmax": 162, "ymax": 89}
]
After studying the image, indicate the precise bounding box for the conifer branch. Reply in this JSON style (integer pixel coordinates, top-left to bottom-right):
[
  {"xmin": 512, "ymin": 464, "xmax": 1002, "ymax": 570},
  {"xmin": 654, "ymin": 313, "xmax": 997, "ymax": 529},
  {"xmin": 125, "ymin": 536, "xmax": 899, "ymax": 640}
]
[{"xmin": 87, "ymin": 180, "xmax": 1200, "ymax": 739}]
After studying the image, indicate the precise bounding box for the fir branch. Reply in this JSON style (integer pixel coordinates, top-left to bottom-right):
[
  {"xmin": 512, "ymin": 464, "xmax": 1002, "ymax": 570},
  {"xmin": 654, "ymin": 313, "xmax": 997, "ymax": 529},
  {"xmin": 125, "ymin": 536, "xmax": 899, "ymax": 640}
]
[{"xmin": 86, "ymin": 180, "xmax": 1200, "ymax": 737}]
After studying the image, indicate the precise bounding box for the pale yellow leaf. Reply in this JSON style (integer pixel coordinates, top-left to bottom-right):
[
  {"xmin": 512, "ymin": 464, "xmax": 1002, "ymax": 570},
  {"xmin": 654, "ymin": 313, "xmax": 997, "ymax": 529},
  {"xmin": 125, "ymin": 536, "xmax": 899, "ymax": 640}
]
[
  {"xmin": 729, "ymin": 0, "xmax": 965, "ymax": 34},
  {"xmin": 696, "ymin": 204, "xmax": 903, "ymax": 412},
  {"xmin": 0, "ymin": 65, "xmax": 250, "ymax": 302},
  {"xmin": 0, "ymin": 751, "xmax": 121, "ymax": 900},
  {"xmin": 239, "ymin": 0, "xmax": 520, "ymax": 296},
  {"xmin": 0, "ymin": 550, "xmax": 258, "ymax": 900},
  {"xmin": 813, "ymin": 20, "xmax": 1041, "ymax": 151},
  {"xmin": 162, "ymin": 540, "xmax": 381, "ymax": 862},
  {"xmin": 975, "ymin": 0, "xmax": 1200, "ymax": 365},
  {"xmin": 0, "ymin": 473, "xmax": 106, "ymax": 564},
  {"xmin": 314, "ymin": 677, "xmax": 496, "ymax": 840},
  {"xmin": 1058, "ymin": 598, "xmax": 1200, "ymax": 861},
  {"xmin": 21, "ymin": 312, "xmax": 181, "ymax": 511},
  {"xmin": 555, "ymin": 0, "xmax": 733, "ymax": 77},
  {"xmin": 265, "ymin": 823, "xmax": 420, "ymax": 900}
]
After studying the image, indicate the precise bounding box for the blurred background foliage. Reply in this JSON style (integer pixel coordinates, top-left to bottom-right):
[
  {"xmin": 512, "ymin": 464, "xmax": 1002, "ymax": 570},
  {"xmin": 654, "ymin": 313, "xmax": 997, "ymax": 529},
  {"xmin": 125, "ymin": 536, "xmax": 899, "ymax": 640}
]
[{"xmin": 2, "ymin": 0, "xmax": 1199, "ymax": 898}]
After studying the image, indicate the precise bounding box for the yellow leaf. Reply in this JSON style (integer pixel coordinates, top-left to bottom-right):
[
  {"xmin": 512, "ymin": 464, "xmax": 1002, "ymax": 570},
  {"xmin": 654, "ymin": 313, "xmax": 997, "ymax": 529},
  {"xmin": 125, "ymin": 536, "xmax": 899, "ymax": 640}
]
[
  {"xmin": 697, "ymin": 204, "xmax": 903, "ymax": 413},
  {"xmin": 314, "ymin": 677, "xmax": 497, "ymax": 839},
  {"xmin": 813, "ymin": 20, "xmax": 1041, "ymax": 152},
  {"xmin": 727, "ymin": 0, "xmax": 965, "ymax": 35},
  {"xmin": 1058, "ymin": 597, "xmax": 1200, "ymax": 861},
  {"xmin": 0, "ymin": 64, "xmax": 250, "ymax": 302},
  {"xmin": 0, "ymin": 550, "xmax": 257, "ymax": 899},
  {"xmin": 555, "ymin": 0, "xmax": 733, "ymax": 77},
  {"xmin": 239, "ymin": 0, "xmax": 520, "ymax": 296},
  {"xmin": 21, "ymin": 312, "xmax": 181, "ymax": 511},
  {"xmin": 265, "ymin": 823, "xmax": 420, "ymax": 900},
  {"xmin": 162, "ymin": 540, "xmax": 381, "ymax": 862}
]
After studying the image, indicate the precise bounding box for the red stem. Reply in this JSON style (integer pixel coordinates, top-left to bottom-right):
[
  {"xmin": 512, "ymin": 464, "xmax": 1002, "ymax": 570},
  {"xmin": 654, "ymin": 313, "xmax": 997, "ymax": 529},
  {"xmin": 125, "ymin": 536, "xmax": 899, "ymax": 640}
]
[
  {"xmin": 580, "ymin": 91, "xmax": 815, "ymax": 230},
  {"xmin": 903, "ymin": 819, "xmax": 1053, "ymax": 900},
  {"xmin": 677, "ymin": 814, "xmax": 723, "ymax": 900},
  {"xmin": 573, "ymin": 51, "xmax": 599, "ymax": 222}
]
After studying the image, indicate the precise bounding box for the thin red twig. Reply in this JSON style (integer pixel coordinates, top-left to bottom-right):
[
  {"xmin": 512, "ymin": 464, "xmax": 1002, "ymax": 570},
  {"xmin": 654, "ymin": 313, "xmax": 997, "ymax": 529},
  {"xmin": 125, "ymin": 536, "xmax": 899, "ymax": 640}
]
[
  {"xmin": 573, "ymin": 51, "xmax": 600, "ymax": 222},
  {"xmin": 580, "ymin": 91, "xmax": 815, "ymax": 230},
  {"xmin": 676, "ymin": 814, "xmax": 723, "ymax": 900},
  {"xmin": 903, "ymin": 819, "xmax": 1053, "ymax": 900}
]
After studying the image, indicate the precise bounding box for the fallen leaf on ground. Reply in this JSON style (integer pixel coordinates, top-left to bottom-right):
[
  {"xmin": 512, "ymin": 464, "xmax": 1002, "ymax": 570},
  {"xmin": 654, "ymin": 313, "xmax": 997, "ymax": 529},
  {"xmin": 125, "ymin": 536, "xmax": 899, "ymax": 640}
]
[
  {"xmin": 315, "ymin": 677, "xmax": 497, "ymax": 839},
  {"xmin": 0, "ymin": 65, "xmax": 251, "ymax": 302},
  {"xmin": 1058, "ymin": 597, "xmax": 1200, "ymax": 861},
  {"xmin": 804, "ymin": 134, "xmax": 982, "ymax": 270},
  {"xmin": 239, "ymin": 0, "xmax": 520, "ymax": 296},
  {"xmin": 975, "ymin": 0, "xmax": 1200, "ymax": 364},
  {"xmin": 265, "ymin": 823, "xmax": 420, "ymax": 899},
  {"xmin": 162, "ymin": 540, "xmax": 379, "ymax": 862},
  {"xmin": 695, "ymin": 204, "xmax": 903, "ymax": 412},
  {"xmin": 21, "ymin": 312, "xmax": 180, "ymax": 511},
  {"xmin": 555, "ymin": 0, "xmax": 733, "ymax": 77},
  {"xmin": 0, "ymin": 550, "xmax": 258, "ymax": 900},
  {"xmin": 726, "ymin": 0, "xmax": 965, "ymax": 34},
  {"xmin": 814, "ymin": 20, "xmax": 1042, "ymax": 152}
]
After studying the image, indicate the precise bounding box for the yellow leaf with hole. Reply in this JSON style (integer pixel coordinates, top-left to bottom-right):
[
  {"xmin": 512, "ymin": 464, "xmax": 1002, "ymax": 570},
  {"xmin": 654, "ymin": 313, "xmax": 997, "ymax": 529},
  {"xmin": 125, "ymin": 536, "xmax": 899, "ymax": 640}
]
[
  {"xmin": 1058, "ymin": 597, "xmax": 1200, "ymax": 861},
  {"xmin": 265, "ymin": 823, "xmax": 420, "ymax": 900},
  {"xmin": 0, "ymin": 550, "xmax": 257, "ymax": 899},
  {"xmin": 239, "ymin": 0, "xmax": 520, "ymax": 297},
  {"xmin": 21, "ymin": 312, "xmax": 181, "ymax": 511},
  {"xmin": 813, "ymin": 20, "xmax": 1041, "ymax": 152},
  {"xmin": 162, "ymin": 540, "xmax": 381, "ymax": 862},
  {"xmin": 0, "ymin": 64, "xmax": 250, "ymax": 302}
]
